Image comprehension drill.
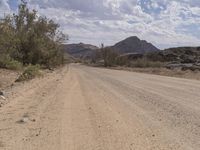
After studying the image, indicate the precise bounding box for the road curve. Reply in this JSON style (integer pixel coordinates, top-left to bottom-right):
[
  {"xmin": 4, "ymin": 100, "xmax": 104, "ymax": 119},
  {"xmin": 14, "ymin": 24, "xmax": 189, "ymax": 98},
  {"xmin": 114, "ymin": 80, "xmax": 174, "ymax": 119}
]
[{"xmin": 0, "ymin": 64, "xmax": 200, "ymax": 150}]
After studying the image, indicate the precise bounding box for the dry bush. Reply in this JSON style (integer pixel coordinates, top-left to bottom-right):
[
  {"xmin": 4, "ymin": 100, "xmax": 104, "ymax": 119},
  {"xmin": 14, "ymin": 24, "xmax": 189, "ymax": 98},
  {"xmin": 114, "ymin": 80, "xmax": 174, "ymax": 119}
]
[{"xmin": 16, "ymin": 65, "xmax": 41, "ymax": 82}]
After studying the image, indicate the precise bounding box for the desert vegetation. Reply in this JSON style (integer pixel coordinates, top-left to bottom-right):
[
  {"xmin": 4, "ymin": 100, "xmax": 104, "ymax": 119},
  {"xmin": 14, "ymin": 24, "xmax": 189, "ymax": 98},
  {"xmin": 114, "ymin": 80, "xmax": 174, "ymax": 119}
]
[
  {"xmin": 0, "ymin": 1, "xmax": 67, "ymax": 81},
  {"xmin": 100, "ymin": 45, "xmax": 119, "ymax": 67},
  {"xmin": 93, "ymin": 45, "xmax": 164, "ymax": 68},
  {"xmin": 15, "ymin": 65, "xmax": 41, "ymax": 82}
]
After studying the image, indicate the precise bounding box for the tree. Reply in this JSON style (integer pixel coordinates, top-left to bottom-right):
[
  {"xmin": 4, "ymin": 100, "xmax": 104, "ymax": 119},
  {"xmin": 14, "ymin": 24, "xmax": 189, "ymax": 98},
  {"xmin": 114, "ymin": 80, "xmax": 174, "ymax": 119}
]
[
  {"xmin": 100, "ymin": 44, "xmax": 119, "ymax": 67},
  {"xmin": 0, "ymin": 1, "xmax": 67, "ymax": 68}
]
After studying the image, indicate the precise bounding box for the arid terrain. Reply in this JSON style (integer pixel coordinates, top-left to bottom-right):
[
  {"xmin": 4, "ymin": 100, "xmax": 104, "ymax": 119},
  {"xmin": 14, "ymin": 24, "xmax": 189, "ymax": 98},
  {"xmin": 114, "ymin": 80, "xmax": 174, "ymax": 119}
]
[
  {"xmin": 110, "ymin": 67, "xmax": 200, "ymax": 81},
  {"xmin": 0, "ymin": 69, "xmax": 19, "ymax": 89},
  {"xmin": 0, "ymin": 64, "xmax": 200, "ymax": 150}
]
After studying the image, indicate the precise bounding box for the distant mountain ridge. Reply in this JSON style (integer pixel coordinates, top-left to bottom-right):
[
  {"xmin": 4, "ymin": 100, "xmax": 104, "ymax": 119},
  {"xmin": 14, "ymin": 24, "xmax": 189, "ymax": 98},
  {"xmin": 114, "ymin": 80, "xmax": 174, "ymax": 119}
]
[
  {"xmin": 110, "ymin": 36, "xmax": 159, "ymax": 54},
  {"xmin": 63, "ymin": 36, "xmax": 159, "ymax": 59},
  {"xmin": 63, "ymin": 43, "xmax": 98, "ymax": 59}
]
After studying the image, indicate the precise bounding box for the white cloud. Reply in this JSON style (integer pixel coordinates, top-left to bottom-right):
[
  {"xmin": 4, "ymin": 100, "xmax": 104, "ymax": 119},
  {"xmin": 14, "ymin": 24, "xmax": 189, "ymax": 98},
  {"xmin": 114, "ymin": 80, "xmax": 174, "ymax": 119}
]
[
  {"xmin": 0, "ymin": 0, "xmax": 11, "ymax": 17},
  {"xmin": 3, "ymin": 0, "xmax": 200, "ymax": 49}
]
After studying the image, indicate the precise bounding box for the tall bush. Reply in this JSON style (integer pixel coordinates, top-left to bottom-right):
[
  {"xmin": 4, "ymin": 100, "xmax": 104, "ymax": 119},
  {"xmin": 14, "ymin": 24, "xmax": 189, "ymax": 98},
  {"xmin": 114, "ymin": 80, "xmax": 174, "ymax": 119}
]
[
  {"xmin": 99, "ymin": 44, "xmax": 119, "ymax": 67},
  {"xmin": 0, "ymin": 1, "xmax": 67, "ymax": 68}
]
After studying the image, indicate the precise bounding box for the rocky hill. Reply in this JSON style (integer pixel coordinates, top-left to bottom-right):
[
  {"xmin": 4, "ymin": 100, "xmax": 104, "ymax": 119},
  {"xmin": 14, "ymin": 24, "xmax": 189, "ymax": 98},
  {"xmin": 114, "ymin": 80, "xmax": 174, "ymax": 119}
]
[
  {"xmin": 132, "ymin": 46, "xmax": 200, "ymax": 71},
  {"xmin": 145, "ymin": 47, "xmax": 200, "ymax": 63},
  {"xmin": 63, "ymin": 36, "xmax": 159, "ymax": 59},
  {"xmin": 63, "ymin": 43, "xmax": 98, "ymax": 59},
  {"xmin": 111, "ymin": 36, "xmax": 159, "ymax": 54}
]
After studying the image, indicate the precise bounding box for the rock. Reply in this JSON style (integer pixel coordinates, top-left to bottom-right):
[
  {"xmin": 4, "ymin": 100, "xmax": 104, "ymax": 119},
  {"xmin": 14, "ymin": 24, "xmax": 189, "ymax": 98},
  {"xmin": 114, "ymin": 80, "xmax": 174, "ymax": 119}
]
[
  {"xmin": 16, "ymin": 117, "xmax": 29, "ymax": 124},
  {"xmin": 182, "ymin": 65, "xmax": 200, "ymax": 71},
  {"xmin": 32, "ymin": 119, "xmax": 36, "ymax": 122},
  {"xmin": 0, "ymin": 96, "xmax": 6, "ymax": 100},
  {"xmin": 0, "ymin": 91, "xmax": 5, "ymax": 100},
  {"xmin": 165, "ymin": 63, "xmax": 193, "ymax": 70},
  {"xmin": 22, "ymin": 117, "xmax": 29, "ymax": 123},
  {"xmin": 195, "ymin": 63, "xmax": 200, "ymax": 66},
  {"xmin": 180, "ymin": 55, "xmax": 196, "ymax": 63}
]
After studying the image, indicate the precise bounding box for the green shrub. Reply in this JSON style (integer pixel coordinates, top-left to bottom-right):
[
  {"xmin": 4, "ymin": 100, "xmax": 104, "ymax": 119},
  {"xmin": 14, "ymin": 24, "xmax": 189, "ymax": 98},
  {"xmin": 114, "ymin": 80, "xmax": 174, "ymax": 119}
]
[
  {"xmin": 5, "ymin": 60, "xmax": 22, "ymax": 70},
  {"xmin": 0, "ymin": 1, "xmax": 66, "ymax": 68},
  {"xmin": 16, "ymin": 65, "xmax": 41, "ymax": 82},
  {"xmin": 0, "ymin": 55, "xmax": 22, "ymax": 70},
  {"xmin": 100, "ymin": 47, "xmax": 119, "ymax": 67}
]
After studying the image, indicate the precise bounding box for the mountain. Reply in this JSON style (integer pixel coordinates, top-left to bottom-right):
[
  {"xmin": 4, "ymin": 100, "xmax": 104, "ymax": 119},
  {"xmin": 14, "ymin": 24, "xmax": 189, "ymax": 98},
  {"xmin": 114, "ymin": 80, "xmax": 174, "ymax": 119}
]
[
  {"xmin": 111, "ymin": 36, "xmax": 159, "ymax": 54},
  {"xmin": 63, "ymin": 36, "xmax": 159, "ymax": 59},
  {"xmin": 63, "ymin": 43, "xmax": 98, "ymax": 59}
]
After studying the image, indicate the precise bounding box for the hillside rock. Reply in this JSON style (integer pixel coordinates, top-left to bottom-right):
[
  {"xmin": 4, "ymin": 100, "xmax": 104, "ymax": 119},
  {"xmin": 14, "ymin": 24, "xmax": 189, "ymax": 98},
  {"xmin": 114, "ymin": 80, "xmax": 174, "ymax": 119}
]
[
  {"xmin": 144, "ymin": 47, "xmax": 200, "ymax": 71},
  {"xmin": 63, "ymin": 43, "xmax": 98, "ymax": 59},
  {"xmin": 164, "ymin": 47, "xmax": 200, "ymax": 63},
  {"xmin": 111, "ymin": 36, "xmax": 159, "ymax": 54}
]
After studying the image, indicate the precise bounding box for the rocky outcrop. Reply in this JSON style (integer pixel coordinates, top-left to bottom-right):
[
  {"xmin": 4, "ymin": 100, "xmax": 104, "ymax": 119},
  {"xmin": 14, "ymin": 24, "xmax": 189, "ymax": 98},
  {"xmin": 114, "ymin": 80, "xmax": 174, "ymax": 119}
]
[
  {"xmin": 63, "ymin": 43, "xmax": 98, "ymax": 59},
  {"xmin": 111, "ymin": 36, "xmax": 159, "ymax": 54}
]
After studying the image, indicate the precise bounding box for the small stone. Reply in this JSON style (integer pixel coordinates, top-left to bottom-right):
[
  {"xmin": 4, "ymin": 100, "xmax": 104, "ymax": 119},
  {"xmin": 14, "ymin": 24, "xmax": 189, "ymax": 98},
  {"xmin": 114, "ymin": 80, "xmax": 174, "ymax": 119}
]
[
  {"xmin": 130, "ymin": 143, "xmax": 134, "ymax": 146},
  {"xmin": 22, "ymin": 117, "xmax": 29, "ymax": 122},
  {"xmin": 0, "ymin": 96, "xmax": 6, "ymax": 100},
  {"xmin": 0, "ymin": 91, "xmax": 5, "ymax": 100},
  {"xmin": 16, "ymin": 117, "xmax": 29, "ymax": 124}
]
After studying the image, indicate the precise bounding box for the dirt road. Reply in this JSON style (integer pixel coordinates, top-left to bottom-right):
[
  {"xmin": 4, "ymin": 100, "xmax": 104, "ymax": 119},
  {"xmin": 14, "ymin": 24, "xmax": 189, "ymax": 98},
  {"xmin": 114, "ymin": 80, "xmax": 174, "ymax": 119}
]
[{"xmin": 0, "ymin": 64, "xmax": 200, "ymax": 150}]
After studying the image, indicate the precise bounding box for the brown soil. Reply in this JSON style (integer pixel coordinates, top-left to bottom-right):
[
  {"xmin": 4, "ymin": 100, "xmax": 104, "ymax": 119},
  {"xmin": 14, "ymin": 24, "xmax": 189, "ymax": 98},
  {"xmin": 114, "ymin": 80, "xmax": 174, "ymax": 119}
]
[{"xmin": 0, "ymin": 64, "xmax": 200, "ymax": 150}]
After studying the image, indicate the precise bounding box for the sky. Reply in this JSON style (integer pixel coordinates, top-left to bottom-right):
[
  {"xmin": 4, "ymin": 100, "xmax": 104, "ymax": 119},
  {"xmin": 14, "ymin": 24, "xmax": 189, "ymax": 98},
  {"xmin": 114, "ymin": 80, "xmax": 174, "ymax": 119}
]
[{"xmin": 1, "ymin": 0, "xmax": 200, "ymax": 49}]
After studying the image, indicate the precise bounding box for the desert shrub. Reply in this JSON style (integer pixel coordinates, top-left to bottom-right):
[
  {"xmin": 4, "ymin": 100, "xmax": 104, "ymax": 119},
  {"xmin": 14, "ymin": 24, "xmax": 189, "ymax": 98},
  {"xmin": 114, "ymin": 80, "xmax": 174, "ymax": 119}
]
[
  {"xmin": 0, "ymin": 55, "xmax": 22, "ymax": 70},
  {"xmin": 116, "ymin": 56, "xmax": 129, "ymax": 66},
  {"xmin": 16, "ymin": 65, "xmax": 41, "ymax": 82},
  {"xmin": 144, "ymin": 52, "xmax": 165, "ymax": 62},
  {"xmin": 130, "ymin": 59, "xmax": 164, "ymax": 68},
  {"xmin": 99, "ymin": 46, "xmax": 119, "ymax": 67},
  {"xmin": 0, "ymin": 1, "xmax": 67, "ymax": 69},
  {"xmin": 5, "ymin": 59, "xmax": 22, "ymax": 70}
]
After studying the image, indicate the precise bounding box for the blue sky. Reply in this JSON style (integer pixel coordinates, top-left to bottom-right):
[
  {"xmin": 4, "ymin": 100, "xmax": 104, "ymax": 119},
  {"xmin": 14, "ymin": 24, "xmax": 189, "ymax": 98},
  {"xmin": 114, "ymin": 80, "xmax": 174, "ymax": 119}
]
[
  {"xmin": 8, "ymin": 0, "xmax": 18, "ymax": 10},
  {"xmin": 1, "ymin": 0, "xmax": 200, "ymax": 49}
]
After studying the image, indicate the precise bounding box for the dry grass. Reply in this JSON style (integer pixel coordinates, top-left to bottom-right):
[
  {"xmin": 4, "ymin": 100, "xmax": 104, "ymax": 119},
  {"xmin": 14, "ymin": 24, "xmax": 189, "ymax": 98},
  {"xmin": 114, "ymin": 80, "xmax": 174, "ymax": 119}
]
[{"xmin": 16, "ymin": 65, "xmax": 42, "ymax": 82}]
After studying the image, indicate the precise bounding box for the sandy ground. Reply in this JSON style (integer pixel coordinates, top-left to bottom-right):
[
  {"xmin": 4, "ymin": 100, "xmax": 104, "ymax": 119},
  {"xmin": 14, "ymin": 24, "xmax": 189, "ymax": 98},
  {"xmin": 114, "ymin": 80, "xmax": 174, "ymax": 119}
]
[
  {"xmin": 0, "ymin": 69, "xmax": 20, "ymax": 89},
  {"xmin": 0, "ymin": 64, "xmax": 200, "ymax": 150}
]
